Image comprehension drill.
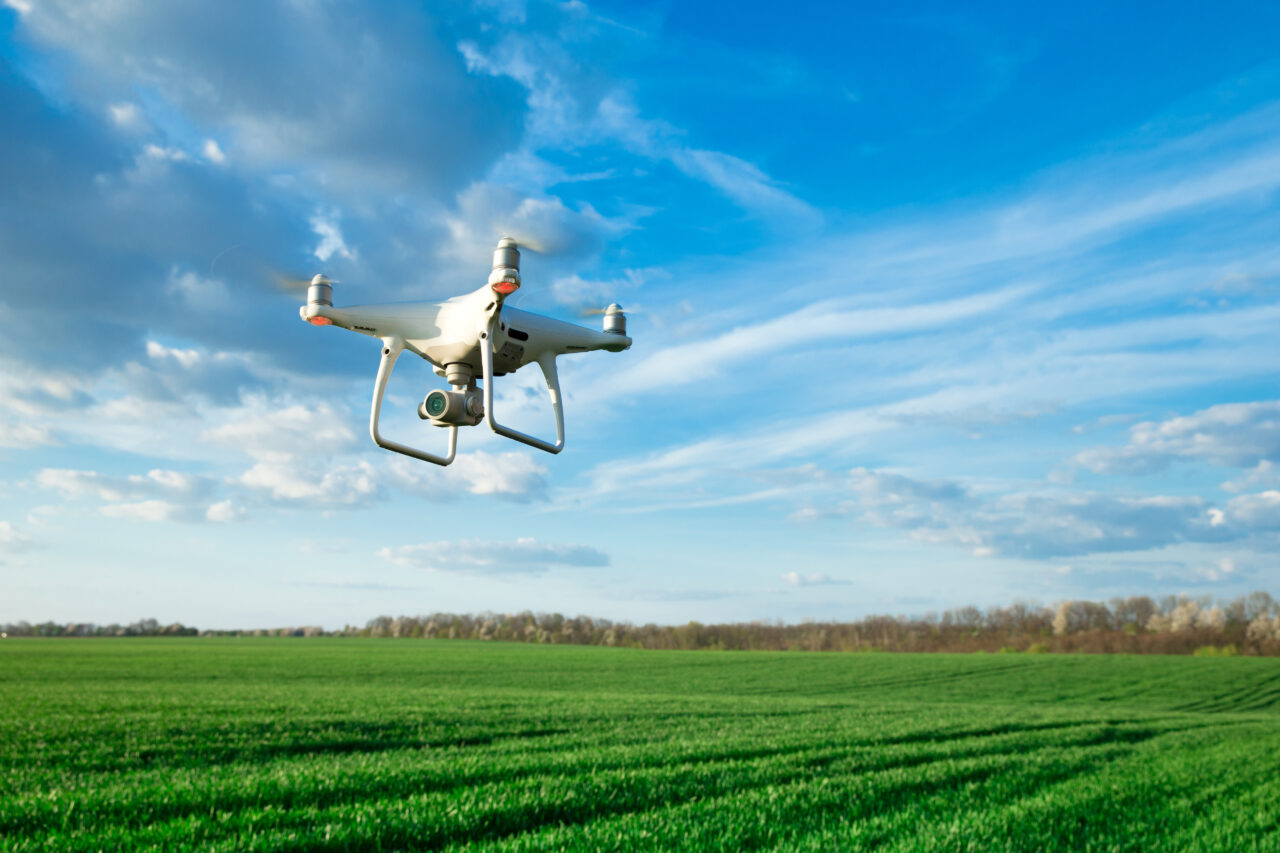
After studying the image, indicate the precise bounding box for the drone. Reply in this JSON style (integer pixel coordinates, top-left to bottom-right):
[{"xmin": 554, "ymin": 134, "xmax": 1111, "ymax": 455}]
[{"xmin": 299, "ymin": 238, "xmax": 630, "ymax": 466}]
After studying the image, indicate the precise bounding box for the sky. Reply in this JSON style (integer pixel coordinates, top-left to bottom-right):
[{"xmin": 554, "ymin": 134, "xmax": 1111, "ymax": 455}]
[{"xmin": 1, "ymin": 0, "xmax": 1278, "ymax": 629}]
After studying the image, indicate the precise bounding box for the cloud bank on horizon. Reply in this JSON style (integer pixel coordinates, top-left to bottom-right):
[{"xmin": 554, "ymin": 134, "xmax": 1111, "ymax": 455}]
[{"xmin": 1, "ymin": 0, "xmax": 1278, "ymax": 627}]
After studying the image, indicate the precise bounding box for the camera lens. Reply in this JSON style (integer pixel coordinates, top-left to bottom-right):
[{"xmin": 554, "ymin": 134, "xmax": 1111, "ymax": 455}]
[{"xmin": 424, "ymin": 391, "xmax": 448, "ymax": 418}]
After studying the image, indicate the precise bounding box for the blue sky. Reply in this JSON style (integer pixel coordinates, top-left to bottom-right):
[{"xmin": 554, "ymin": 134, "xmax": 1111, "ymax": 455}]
[{"xmin": 1, "ymin": 0, "xmax": 1278, "ymax": 629}]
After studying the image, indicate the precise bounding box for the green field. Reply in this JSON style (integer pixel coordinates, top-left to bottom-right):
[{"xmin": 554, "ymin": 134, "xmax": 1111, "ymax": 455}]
[{"xmin": 2, "ymin": 640, "xmax": 1279, "ymax": 851}]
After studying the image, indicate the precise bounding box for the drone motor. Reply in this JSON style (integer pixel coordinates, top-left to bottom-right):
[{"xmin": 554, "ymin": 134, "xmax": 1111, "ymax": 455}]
[
  {"xmin": 602, "ymin": 303, "xmax": 626, "ymax": 336},
  {"xmin": 307, "ymin": 274, "xmax": 333, "ymax": 307},
  {"xmin": 488, "ymin": 237, "xmax": 521, "ymax": 295}
]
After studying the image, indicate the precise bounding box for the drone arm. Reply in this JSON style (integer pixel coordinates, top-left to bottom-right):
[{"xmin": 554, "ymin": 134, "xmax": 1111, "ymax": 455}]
[
  {"xmin": 369, "ymin": 336, "xmax": 458, "ymax": 466},
  {"xmin": 479, "ymin": 324, "xmax": 565, "ymax": 454}
]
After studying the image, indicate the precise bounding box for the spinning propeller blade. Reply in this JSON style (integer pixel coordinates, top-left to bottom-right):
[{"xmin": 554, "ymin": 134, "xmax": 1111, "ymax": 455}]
[{"xmin": 272, "ymin": 272, "xmax": 314, "ymax": 293}]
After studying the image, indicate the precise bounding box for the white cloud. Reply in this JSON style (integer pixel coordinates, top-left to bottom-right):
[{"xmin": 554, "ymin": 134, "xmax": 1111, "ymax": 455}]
[
  {"xmin": 958, "ymin": 493, "xmax": 1228, "ymax": 560},
  {"xmin": 146, "ymin": 340, "xmax": 202, "ymax": 369},
  {"xmin": 15, "ymin": 0, "xmax": 521, "ymax": 198},
  {"xmin": 458, "ymin": 37, "xmax": 817, "ymax": 226},
  {"xmin": 448, "ymin": 450, "xmax": 548, "ymax": 499},
  {"xmin": 619, "ymin": 459, "xmax": 1254, "ymax": 563},
  {"xmin": 486, "ymin": 148, "xmax": 616, "ymax": 194},
  {"xmin": 202, "ymin": 402, "xmax": 357, "ymax": 463},
  {"xmin": 202, "ymin": 139, "xmax": 226, "ymax": 164},
  {"xmin": 238, "ymin": 460, "xmax": 379, "ymax": 507},
  {"xmin": 0, "ymin": 368, "xmax": 89, "ymax": 417},
  {"xmin": 1224, "ymin": 490, "xmax": 1280, "ymax": 531},
  {"xmin": 107, "ymin": 102, "xmax": 143, "ymax": 129},
  {"xmin": 1222, "ymin": 460, "xmax": 1280, "ymax": 494},
  {"xmin": 377, "ymin": 537, "xmax": 609, "ymax": 574},
  {"xmin": 1073, "ymin": 401, "xmax": 1280, "ymax": 476},
  {"xmin": 790, "ymin": 467, "xmax": 1235, "ymax": 560},
  {"xmin": 548, "ymin": 267, "xmax": 663, "ymax": 309},
  {"xmin": 780, "ymin": 571, "xmax": 848, "ymax": 587},
  {"xmin": 0, "ymin": 521, "xmax": 35, "ymax": 554},
  {"xmin": 165, "ymin": 268, "xmax": 231, "ymax": 310},
  {"xmin": 0, "ymin": 422, "xmax": 56, "ymax": 448},
  {"xmin": 387, "ymin": 450, "xmax": 549, "ymax": 503},
  {"xmin": 457, "ymin": 35, "xmax": 585, "ymax": 147},
  {"xmin": 100, "ymin": 499, "xmax": 181, "ymax": 523},
  {"xmin": 442, "ymin": 181, "xmax": 630, "ymax": 266},
  {"xmin": 204, "ymin": 500, "xmax": 243, "ymax": 523},
  {"xmin": 591, "ymin": 90, "xmax": 676, "ymax": 154},
  {"xmin": 36, "ymin": 467, "xmax": 212, "ymax": 502},
  {"xmin": 579, "ymin": 90, "xmax": 825, "ymax": 227},
  {"xmin": 33, "ymin": 467, "xmax": 233, "ymax": 523},
  {"xmin": 146, "ymin": 469, "xmax": 201, "ymax": 491},
  {"xmin": 594, "ymin": 285, "xmax": 1029, "ymax": 397},
  {"xmin": 143, "ymin": 144, "xmax": 188, "ymax": 162},
  {"xmin": 310, "ymin": 212, "xmax": 356, "ymax": 262},
  {"xmin": 1195, "ymin": 557, "xmax": 1238, "ymax": 582},
  {"xmin": 474, "ymin": 0, "xmax": 527, "ymax": 24},
  {"xmin": 670, "ymin": 148, "xmax": 819, "ymax": 225}
]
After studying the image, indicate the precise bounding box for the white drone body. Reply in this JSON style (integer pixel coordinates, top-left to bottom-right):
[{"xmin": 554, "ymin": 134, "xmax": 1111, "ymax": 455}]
[{"xmin": 299, "ymin": 238, "xmax": 630, "ymax": 466}]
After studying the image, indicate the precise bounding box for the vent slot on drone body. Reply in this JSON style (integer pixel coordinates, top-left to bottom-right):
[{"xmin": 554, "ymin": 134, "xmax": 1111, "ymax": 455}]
[{"xmin": 508, "ymin": 328, "xmax": 529, "ymax": 341}]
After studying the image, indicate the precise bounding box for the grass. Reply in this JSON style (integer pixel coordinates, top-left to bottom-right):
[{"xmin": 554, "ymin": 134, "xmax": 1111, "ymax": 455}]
[{"xmin": 2, "ymin": 639, "xmax": 1278, "ymax": 851}]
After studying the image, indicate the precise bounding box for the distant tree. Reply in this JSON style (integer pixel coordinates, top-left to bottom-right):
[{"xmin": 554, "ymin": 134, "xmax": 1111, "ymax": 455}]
[
  {"xmin": 1248, "ymin": 614, "xmax": 1280, "ymax": 642},
  {"xmin": 1053, "ymin": 601, "xmax": 1111, "ymax": 635},
  {"xmin": 1109, "ymin": 596, "xmax": 1156, "ymax": 630},
  {"xmin": 1244, "ymin": 591, "xmax": 1277, "ymax": 621},
  {"xmin": 1196, "ymin": 607, "xmax": 1226, "ymax": 631}
]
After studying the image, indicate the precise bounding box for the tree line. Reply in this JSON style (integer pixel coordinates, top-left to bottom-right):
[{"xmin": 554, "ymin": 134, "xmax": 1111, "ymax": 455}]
[
  {"xmin": 0, "ymin": 617, "xmax": 197, "ymax": 637},
  {"xmin": 6, "ymin": 591, "xmax": 1280, "ymax": 655}
]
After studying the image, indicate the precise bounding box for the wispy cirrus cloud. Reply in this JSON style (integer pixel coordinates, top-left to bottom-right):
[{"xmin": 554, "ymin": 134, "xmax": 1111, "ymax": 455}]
[
  {"xmin": 589, "ymin": 285, "xmax": 1032, "ymax": 398},
  {"xmin": 557, "ymin": 98, "xmax": 1280, "ymax": 552},
  {"xmin": 458, "ymin": 37, "xmax": 819, "ymax": 227},
  {"xmin": 378, "ymin": 537, "xmax": 610, "ymax": 575},
  {"xmin": 780, "ymin": 572, "xmax": 850, "ymax": 587}
]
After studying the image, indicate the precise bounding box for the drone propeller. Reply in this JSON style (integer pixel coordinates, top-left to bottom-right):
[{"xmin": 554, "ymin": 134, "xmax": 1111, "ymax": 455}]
[
  {"xmin": 579, "ymin": 302, "xmax": 643, "ymax": 318},
  {"xmin": 493, "ymin": 231, "xmax": 554, "ymax": 255},
  {"xmin": 272, "ymin": 272, "xmax": 311, "ymax": 293},
  {"xmin": 273, "ymin": 271, "xmax": 339, "ymax": 292},
  {"xmin": 206, "ymin": 245, "xmax": 333, "ymax": 297},
  {"xmin": 575, "ymin": 303, "xmax": 627, "ymax": 335}
]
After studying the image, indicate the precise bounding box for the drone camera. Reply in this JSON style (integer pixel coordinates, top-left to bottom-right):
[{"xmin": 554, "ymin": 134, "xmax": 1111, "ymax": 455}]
[{"xmin": 419, "ymin": 389, "xmax": 483, "ymax": 427}]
